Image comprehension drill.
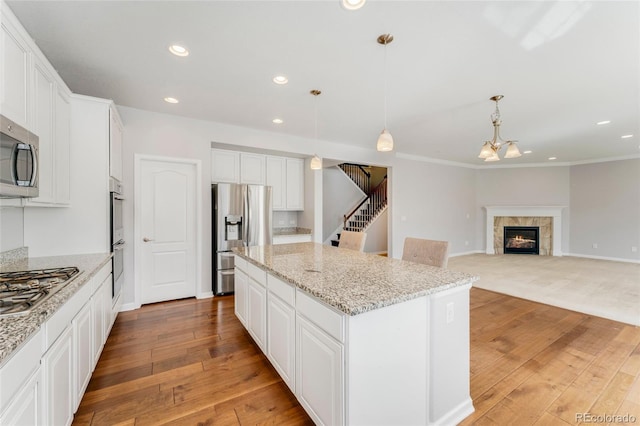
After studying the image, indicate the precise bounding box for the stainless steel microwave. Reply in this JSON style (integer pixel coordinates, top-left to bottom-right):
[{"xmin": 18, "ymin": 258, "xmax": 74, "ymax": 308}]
[{"xmin": 0, "ymin": 115, "xmax": 39, "ymax": 198}]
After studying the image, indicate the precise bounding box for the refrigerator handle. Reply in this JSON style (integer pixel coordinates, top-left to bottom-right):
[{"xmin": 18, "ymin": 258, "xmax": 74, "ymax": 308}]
[{"xmin": 243, "ymin": 185, "xmax": 249, "ymax": 246}]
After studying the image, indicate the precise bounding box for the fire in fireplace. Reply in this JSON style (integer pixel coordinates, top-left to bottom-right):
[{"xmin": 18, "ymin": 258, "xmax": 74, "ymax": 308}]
[{"xmin": 504, "ymin": 226, "xmax": 539, "ymax": 255}]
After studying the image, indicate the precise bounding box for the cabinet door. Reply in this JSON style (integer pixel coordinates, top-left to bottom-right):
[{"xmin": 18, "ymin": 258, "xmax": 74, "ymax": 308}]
[
  {"xmin": 32, "ymin": 59, "xmax": 55, "ymax": 204},
  {"xmin": 0, "ymin": 368, "xmax": 42, "ymax": 426},
  {"xmin": 73, "ymin": 302, "xmax": 92, "ymax": 411},
  {"xmin": 267, "ymin": 294, "xmax": 296, "ymax": 391},
  {"xmin": 296, "ymin": 315, "xmax": 344, "ymax": 426},
  {"xmin": 92, "ymin": 279, "xmax": 106, "ymax": 366},
  {"xmin": 247, "ymin": 278, "xmax": 267, "ymax": 352},
  {"xmin": 109, "ymin": 107, "xmax": 123, "ymax": 181},
  {"xmin": 211, "ymin": 149, "xmax": 240, "ymax": 183},
  {"xmin": 240, "ymin": 153, "xmax": 266, "ymax": 185},
  {"xmin": 286, "ymin": 158, "xmax": 304, "ymax": 210},
  {"xmin": 234, "ymin": 268, "xmax": 248, "ymax": 326},
  {"xmin": 0, "ymin": 18, "xmax": 30, "ymax": 128},
  {"xmin": 54, "ymin": 88, "xmax": 71, "ymax": 204},
  {"xmin": 266, "ymin": 156, "xmax": 286, "ymax": 210},
  {"xmin": 43, "ymin": 326, "xmax": 74, "ymax": 426}
]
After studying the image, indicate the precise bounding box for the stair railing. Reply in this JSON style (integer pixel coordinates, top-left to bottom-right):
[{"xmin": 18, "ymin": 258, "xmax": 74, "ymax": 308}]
[
  {"xmin": 339, "ymin": 163, "xmax": 371, "ymax": 194},
  {"xmin": 343, "ymin": 176, "xmax": 387, "ymax": 230}
]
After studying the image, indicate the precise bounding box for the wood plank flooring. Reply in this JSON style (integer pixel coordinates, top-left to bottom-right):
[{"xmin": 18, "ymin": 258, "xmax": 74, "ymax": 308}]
[{"xmin": 73, "ymin": 289, "xmax": 640, "ymax": 425}]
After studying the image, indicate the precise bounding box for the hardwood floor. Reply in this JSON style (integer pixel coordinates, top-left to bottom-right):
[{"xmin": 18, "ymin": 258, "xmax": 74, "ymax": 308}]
[{"xmin": 74, "ymin": 289, "xmax": 640, "ymax": 425}]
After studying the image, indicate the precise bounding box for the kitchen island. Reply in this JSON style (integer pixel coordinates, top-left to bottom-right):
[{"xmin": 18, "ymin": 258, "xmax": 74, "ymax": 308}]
[{"xmin": 233, "ymin": 242, "xmax": 478, "ymax": 426}]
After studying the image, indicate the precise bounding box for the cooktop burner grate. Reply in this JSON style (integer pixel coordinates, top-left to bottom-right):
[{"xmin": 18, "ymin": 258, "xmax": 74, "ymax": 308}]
[{"xmin": 0, "ymin": 267, "xmax": 80, "ymax": 316}]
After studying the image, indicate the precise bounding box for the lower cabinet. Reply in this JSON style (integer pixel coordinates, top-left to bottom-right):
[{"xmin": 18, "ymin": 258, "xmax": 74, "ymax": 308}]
[
  {"xmin": 73, "ymin": 301, "xmax": 92, "ymax": 411},
  {"xmin": 296, "ymin": 315, "xmax": 344, "ymax": 426},
  {"xmin": 43, "ymin": 325, "xmax": 74, "ymax": 426},
  {"xmin": 267, "ymin": 293, "xmax": 296, "ymax": 392},
  {"xmin": 247, "ymin": 278, "xmax": 267, "ymax": 351},
  {"xmin": 234, "ymin": 268, "xmax": 248, "ymax": 326},
  {"xmin": 1, "ymin": 367, "xmax": 42, "ymax": 426}
]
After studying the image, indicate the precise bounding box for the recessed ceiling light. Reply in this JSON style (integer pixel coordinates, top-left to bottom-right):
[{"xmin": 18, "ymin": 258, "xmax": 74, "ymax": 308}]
[
  {"xmin": 621, "ymin": 134, "xmax": 634, "ymax": 139},
  {"xmin": 523, "ymin": 150, "xmax": 532, "ymax": 154},
  {"xmin": 548, "ymin": 157, "xmax": 557, "ymax": 160},
  {"xmin": 272, "ymin": 118, "xmax": 283, "ymax": 124},
  {"xmin": 273, "ymin": 75, "xmax": 288, "ymax": 85},
  {"xmin": 168, "ymin": 44, "xmax": 189, "ymax": 57},
  {"xmin": 164, "ymin": 97, "xmax": 179, "ymax": 104},
  {"xmin": 596, "ymin": 120, "xmax": 611, "ymax": 125},
  {"xmin": 341, "ymin": 0, "xmax": 366, "ymax": 10}
]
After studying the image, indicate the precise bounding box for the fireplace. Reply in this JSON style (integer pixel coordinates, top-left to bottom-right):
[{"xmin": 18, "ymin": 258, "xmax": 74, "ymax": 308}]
[{"xmin": 504, "ymin": 226, "xmax": 539, "ymax": 255}]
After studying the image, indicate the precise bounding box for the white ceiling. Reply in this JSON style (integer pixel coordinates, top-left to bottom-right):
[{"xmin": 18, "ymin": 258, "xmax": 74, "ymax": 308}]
[{"xmin": 7, "ymin": 0, "xmax": 639, "ymax": 166}]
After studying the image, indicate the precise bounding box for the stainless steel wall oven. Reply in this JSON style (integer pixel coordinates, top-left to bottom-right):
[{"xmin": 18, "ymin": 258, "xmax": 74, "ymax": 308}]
[{"xmin": 110, "ymin": 178, "xmax": 125, "ymax": 301}]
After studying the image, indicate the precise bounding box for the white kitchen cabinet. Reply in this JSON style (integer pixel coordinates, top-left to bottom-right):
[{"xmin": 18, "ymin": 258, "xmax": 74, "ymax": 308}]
[
  {"xmin": 267, "ymin": 275, "xmax": 296, "ymax": 392},
  {"xmin": 0, "ymin": 6, "xmax": 31, "ymax": 128},
  {"xmin": 43, "ymin": 325, "xmax": 74, "ymax": 426},
  {"xmin": 266, "ymin": 156, "xmax": 286, "ymax": 209},
  {"xmin": 54, "ymin": 88, "xmax": 71, "ymax": 204},
  {"xmin": 109, "ymin": 106, "xmax": 123, "ymax": 181},
  {"xmin": 273, "ymin": 234, "xmax": 312, "ymax": 245},
  {"xmin": 240, "ymin": 152, "xmax": 266, "ymax": 184},
  {"xmin": 32, "ymin": 58, "xmax": 55, "ymax": 204},
  {"xmin": 92, "ymin": 276, "xmax": 106, "ymax": 366},
  {"xmin": 266, "ymin": 156, "xmax": 304, "ymax": 211},
  {"xmin": 0, "ymin": 328, "xmax": 43, "ymax": 425},
  {"xmin": 73, "ymin": 301, "xmax": 92, "ymax": 411},
  {"xmin": 296, "ymin": 314, "xmax": 344, "ymax": 426},
  {"xmin": 234, "ymin": 267, "xmax": 248, "ymax": 326},
  {"xmin": 211, "ymin": 149, "xmax": 240, "ymax": 183},
  {"xmin": 286, "ymin": 158, "xmax": 304, "ymax": 210},
  {"xmin": 247, "ymin": 278, "xmax": 267, "ymax": 352}
]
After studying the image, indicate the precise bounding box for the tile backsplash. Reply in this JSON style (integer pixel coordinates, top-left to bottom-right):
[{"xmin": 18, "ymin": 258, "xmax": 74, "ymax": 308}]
[{"xmin": 273, "ymin": 211, "xmax": 297, "ymax": 229}]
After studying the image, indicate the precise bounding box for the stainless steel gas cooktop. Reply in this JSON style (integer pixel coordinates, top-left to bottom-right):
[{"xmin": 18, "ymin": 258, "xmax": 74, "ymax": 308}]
[{"xmin": 0, "ymin": 267, "xmax": 80, "ymax": 316}]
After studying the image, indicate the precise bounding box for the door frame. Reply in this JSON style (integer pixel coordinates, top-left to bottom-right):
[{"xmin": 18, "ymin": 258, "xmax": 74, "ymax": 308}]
[{"xmin": 133, "ymin": 154, "xmax": 203, "ymax": 308}]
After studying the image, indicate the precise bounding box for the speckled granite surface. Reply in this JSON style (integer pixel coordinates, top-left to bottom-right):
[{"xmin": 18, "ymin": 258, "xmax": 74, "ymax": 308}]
[
  {"xmin": 0, "ymin": 253, "xmax": 112, "ymax": 365},
  {"xmin": 273, "ymin": 227, "xmax": 312, "ymax": 236},
  {"xmin": 233, "ymin": 242, "xmax": 478, "ymax": 315},
  {"xmin": 0, "ymin": 247, "xmax": 28, "ymax": 266}
]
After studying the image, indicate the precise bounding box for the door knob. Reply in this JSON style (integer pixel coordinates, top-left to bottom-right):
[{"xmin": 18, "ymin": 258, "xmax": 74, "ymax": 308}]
[{"xmin": 143, "ymin": 237, "xmax": 154, "ymax": 242}]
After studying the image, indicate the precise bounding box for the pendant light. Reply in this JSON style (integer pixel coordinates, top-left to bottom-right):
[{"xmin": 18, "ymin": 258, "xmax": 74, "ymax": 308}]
[
  {"xmin": 477, "ymin": 95, "xmax": 522, "ymax": 162},
  {"xmin": 310, "ymin": 89, "xmax": 323, "ymax": 170},
  {"xmin": 376, "ymin": 33, "xmax": 394, "ymax": 152}
]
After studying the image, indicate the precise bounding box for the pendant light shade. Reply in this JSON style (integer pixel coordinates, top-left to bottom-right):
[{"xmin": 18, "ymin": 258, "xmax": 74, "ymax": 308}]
[
  {"xmin": 377, "ymin": 129, "xmax": 394, "ymax": 152},
  {"xmin": 376, "ymin": 34, "xmax": 394, "ymax": 152}
]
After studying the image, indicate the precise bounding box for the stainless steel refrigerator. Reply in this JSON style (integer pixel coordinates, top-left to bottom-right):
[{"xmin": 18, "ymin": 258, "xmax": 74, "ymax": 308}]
[{"xmin": 212, "ymin": 183, "xmax": 272, "ymax": 295}]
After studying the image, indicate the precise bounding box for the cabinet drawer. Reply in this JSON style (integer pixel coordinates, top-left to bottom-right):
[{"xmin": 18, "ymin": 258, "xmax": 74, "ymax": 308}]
[
  {"xmin": 246, "ymin": 261, "xmax": 266, "ymax": 287},
  {"xmin": 234, "ymin": 254, "xmax": 247, "ymax": 272},
  {"xmin": 45, "ymin": 278, "xmax": 92, "ymax": 349},
  {"xmin": 0, "ymin": 328, "xmax": 43, "ymax": 410},
  {"xmin": 296, "ymin": 290, "xmax": 345, "ymax": 343},
  {"xmin": 267, "ymin": 274, "xmax": 295, "ymax": 306}
]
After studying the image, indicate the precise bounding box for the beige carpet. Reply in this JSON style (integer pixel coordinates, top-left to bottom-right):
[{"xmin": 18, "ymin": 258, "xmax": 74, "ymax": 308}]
[{"xmin": 448, "ymin": 253, "xmax": 640, "ymax": 326}]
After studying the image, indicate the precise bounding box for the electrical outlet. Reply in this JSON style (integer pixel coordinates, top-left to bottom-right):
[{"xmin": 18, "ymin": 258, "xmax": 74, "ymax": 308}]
[
  {"xmin": 592, "ymin": 243, "xmax": 598, "ymax": 249},
  {"xmin": 446, "ymin": 302, "xmax": 454, "ymax": 324},
  {"xmin": 632, "ymin": 246, "xmax": 638, "ymax": 253}
]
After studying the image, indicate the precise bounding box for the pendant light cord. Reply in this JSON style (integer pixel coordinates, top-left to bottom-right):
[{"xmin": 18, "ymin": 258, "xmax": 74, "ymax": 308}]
[{"xmin": 383, "ymin": 41, "xmax": 388, "ymax": 129}]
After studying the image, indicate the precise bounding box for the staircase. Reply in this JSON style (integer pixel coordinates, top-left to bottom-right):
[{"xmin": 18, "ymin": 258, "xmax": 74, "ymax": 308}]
[{"xmin": 331, "ymin": 164, "xmax": 387, "ymax": 246}]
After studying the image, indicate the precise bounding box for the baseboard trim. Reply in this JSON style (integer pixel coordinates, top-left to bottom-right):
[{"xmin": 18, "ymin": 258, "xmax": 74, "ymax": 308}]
[
  {"xmin": 564, "ymin": 253, "xmax": 640, "ymax": 264},
  {"xmin": 450, "ymin": 250, "xmax": 484, "ymax": 257},
  {"xmin": 197, "ymin": 291, "xmax": 214, "ymax": 299},
  {"xmin": 120, "ymin": 302, "xmax": 140, "ymax": 312},
  {"xmin": 430, "ymin": 397, "xmax": 474, "ymax": 426}
]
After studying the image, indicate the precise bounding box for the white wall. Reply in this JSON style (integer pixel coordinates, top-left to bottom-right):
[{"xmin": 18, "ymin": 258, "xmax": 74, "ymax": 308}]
[
  {"xmin": 475, "ymin": 166, "xmax": 571, "ymax": 254},
  {"xmin": 569, "ymin": 159, "xmax": 640, "ymax": 261},
  {"xmin": 390, "ymin": 158, "xmax": 477, "ymax": 259},
  {"xmin": 363, "ymin": 208, "xmax": 388, "ymax": 254},
  {"xmin": 0, "ymin": 206, "xmax": 24, "ymax": 252}
]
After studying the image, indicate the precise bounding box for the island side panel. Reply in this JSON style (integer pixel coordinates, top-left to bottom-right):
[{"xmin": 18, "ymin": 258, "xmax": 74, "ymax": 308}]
[
  {"xmin": 427, "ymin": 284, "xmax": 474, "ymax": 425},
  {"xmin": 346, "ymin": 296, "xmax": 428, "ymax": 425}
]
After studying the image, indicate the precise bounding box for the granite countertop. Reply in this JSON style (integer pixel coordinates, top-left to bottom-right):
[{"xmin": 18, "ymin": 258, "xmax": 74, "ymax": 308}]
[
  {"xmin": 273, "ymin": 227, "xmax": 312, "ymax": 236},
  {"xmin": 0, "ymin": 253, "xmax": 112, "ymax": 365},
  {"xmin": 233, "ymin": 242, "xmax": 478, "ymax": 316}
]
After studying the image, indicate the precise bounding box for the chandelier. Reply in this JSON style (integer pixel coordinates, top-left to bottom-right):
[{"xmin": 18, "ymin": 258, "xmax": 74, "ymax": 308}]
[{"xmin": 478, "ymin": 95, "xmax": 522, "ymax": 162}]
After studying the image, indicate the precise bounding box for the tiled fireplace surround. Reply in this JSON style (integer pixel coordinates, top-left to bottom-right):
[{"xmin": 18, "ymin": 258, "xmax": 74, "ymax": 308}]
[{"xmin": 485, "ymin": 206, "xmax": 565, "ymax": 256}]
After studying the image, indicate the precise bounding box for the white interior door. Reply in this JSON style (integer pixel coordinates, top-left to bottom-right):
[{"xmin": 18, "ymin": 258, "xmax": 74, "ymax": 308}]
[{"xmin": 139, "ymin": 158, "xmax": 197, "ymax": 304}]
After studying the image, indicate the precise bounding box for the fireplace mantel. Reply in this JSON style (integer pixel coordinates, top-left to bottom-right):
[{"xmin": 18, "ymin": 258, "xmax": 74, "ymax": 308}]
[{"xmin": 484, "ymin": 206, "xmax": 566, "ymax": 256}]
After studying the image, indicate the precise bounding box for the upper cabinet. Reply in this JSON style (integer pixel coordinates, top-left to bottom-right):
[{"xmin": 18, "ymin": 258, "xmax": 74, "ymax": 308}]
[
  {"xmin": 0, "ymin": 11, "xmax": 30, "ymax": 128},
  {"xmin": 240, "ymin": 153, "xmax": 266, "ymax": 185},
  {"xmin": 2, "ymin": 2, "xmax": 73, "ymax": 206},
  {"xmin": 109, "ymin": 106, "xmax": 123, "ymax": 182},
  {"xmin": 211, "ymin": 149, "xmax": 240, "ymax": 183},
  {"xmin": 211, "ymin": 149, "xmax": 304, "ymax": 211}
]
